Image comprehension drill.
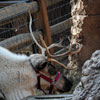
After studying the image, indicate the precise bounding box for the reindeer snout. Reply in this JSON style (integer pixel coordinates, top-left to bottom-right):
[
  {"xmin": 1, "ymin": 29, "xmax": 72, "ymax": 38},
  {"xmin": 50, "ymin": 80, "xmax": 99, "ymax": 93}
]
[{"xmin": 56, "ymin": 76, "xmax": 73, "ymax": 93}]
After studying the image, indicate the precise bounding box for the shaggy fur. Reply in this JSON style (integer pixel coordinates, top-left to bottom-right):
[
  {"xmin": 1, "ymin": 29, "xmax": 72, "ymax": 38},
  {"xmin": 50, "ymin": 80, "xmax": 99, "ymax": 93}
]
[
  {"xmin": 0, "ymin": 46, "xmax": 46, "ymax": 100},
  {"xmin": 0, "ymin": 46, "xmax": 72, "ymax": 100}
]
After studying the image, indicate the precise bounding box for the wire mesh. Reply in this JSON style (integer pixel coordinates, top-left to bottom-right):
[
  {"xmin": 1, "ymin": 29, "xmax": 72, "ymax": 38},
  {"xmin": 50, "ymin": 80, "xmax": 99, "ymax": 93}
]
[
  {"xmin": 0, "ymin": 12, "xmax": 40, "ymax": 41},
  {"xmin": 47, "ymin": 0, "xmax": 71, "ymax": 51},
  {"xmin": 47, "ymin": 0, "xmax": 71, "ymax": 26},
  {"xmin": 0, "ymin": 0, "xmax": 71, "ymax": 53}
]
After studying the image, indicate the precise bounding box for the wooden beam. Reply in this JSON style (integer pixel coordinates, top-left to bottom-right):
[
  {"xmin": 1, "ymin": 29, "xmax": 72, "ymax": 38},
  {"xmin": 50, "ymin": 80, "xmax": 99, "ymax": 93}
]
[
  {"xmin": 0, "ymin": 0, "xmax": 65, "ymax": 24},
  {"xmin": 50, "ymin": 18, "xmax": 72, "ymax": 36},
  {"xmin": 0, "ymin": 18, "xmax": 72, "ymax": 51},
  {"xmin": 46, "ymin": 0, "xmax": 64, "ymax": 7},
  {"xmin": 0, "ymin": 1, "xmax": 38, "ymax": 23},
  {"xmin": 40, "ymin": 0, "xmax": 52, "ymax": 46},
  {"xmin": 0, "ymin": 31, "xmax": 41, "ymax": 51}
]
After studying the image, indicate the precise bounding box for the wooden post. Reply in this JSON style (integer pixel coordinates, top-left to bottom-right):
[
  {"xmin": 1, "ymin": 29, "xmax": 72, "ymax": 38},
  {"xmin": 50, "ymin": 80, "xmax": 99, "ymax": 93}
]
[{"xmin": 40, "ymin": 0, "xmax": 52, "ymax": 46}]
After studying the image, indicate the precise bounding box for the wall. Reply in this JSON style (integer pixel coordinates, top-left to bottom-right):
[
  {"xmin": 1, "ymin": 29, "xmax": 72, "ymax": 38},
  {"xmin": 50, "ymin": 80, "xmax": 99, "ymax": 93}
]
[{"xmin": 71, "ymin": 0, "xmax": 100, "ymax": 65}]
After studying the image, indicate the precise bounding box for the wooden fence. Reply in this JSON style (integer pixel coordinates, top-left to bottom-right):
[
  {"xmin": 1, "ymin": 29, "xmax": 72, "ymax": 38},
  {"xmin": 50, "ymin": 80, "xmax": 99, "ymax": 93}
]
[{"xmin": 0, "ymin": 0, "xmax": 72, "ymax": 53}]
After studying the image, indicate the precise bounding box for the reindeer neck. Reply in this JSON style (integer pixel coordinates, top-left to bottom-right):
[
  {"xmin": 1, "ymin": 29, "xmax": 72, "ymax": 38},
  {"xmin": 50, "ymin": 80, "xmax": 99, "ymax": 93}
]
[
  {"xmin": 0, "ymin": 46, "xmax": 29, "ymax": 63},
  {"xmin": 6, "ymin": 88, "xmax": 34, "ymax": 100}
]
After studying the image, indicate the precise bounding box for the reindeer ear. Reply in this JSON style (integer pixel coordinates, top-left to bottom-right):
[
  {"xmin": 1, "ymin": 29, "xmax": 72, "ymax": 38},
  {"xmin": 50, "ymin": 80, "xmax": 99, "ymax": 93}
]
[{"xmin": 28, "ymin": 54, "xmax": 48, "ymax": 70}]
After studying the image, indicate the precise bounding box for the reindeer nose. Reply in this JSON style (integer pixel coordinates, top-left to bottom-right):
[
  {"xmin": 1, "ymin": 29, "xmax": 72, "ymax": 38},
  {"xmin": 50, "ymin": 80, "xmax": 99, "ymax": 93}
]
[
  {"xmin": 63, "ymin": 76, "xmax": 73, "ymax": 92},
  {"xmin": 57, "ymin": 76, "xmax": 73, "ymax": 93}
]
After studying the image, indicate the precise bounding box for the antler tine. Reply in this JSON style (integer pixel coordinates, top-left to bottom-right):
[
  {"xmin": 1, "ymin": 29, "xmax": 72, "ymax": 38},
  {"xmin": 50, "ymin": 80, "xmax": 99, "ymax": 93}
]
[
  {"xmin": 39, "ymin": 33, "xmax": 82, "ymax": 58},
  {"xmin": 39, "ymin": 34, "xmax": 51, "ymax": 56},
  {"xmin": 48, "ymin": 38, "xmax": 64, "ymax": 49},
  {"xmin": 69, "ymin": 43, "xmax": 83, "ymax": 55},
  {"xmin": 28, "ymin": 8, "xmax": 46, "ymax": 55},
  {"xmin": 39, "ymin": 34, "xmax": 64, "ymax": 56},
  {"xmin": 50, "ymin": 43, "xmax": 82, "ymax": 58},
  {"xmin": 48, "ymin": 58, "xmax": 76, "ymax": 70}
]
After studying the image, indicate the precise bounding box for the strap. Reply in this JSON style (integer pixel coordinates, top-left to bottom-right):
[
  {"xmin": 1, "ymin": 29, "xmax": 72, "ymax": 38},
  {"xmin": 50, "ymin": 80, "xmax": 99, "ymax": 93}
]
[
  {"xmin": 49, "ymin": 85, "xmax": 54, "ymax": 94},
  {"xmin": 40, "ymin": 74, "xmax": 53, "ymax": 83},
  {"xmin": 29, "ymin": 59, "xmax": 39, "ymax": 73},
  {"xmin": 37, "ymin": 75, "xmax": 47, "ymax": 94},
  {"xmin": 55, "ymin": 72, "xmax": 60, "ymax": 81}
]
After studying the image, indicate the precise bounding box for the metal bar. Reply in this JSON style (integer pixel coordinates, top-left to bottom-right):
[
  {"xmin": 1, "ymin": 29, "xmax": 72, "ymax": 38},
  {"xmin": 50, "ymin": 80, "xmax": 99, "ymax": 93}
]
[
  {"xmin": 35, "ymin": 94, "xmax": 73, "ymax": 98},
  {"xmin": 22, "ymin": 94, "xmax": 72, "ymax": 100}
]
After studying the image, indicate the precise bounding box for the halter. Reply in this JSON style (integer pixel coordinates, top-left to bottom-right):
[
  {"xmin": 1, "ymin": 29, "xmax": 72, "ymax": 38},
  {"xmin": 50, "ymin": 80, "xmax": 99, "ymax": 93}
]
[
  {"xmin": 29, "ymin": 60, "xmax": 61, "ymax": 94},
  {"xmin": 36, "ymin": 71, "xmax": 60, "ymax": 94}
]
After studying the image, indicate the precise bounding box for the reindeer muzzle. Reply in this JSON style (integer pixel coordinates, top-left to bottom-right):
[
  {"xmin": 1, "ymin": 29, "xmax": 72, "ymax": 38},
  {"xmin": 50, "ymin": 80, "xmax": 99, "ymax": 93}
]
[{"xmin": 29, "ymin": 59, "xmax": 61, "ymax": 94}]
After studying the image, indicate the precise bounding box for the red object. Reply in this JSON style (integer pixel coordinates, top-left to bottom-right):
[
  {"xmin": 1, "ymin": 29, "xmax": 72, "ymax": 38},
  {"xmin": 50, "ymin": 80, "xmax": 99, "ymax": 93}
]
[{"xmin": 37, "ymin": 72, "xmax": 61, "ymax": 94}]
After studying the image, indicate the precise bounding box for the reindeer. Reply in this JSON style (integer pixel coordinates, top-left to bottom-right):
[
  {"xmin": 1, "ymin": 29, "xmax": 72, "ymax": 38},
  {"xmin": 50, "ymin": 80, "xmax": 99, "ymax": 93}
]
[{"xmin": 0, "ymin": 10, "xmax": 82, "ymax": 100}]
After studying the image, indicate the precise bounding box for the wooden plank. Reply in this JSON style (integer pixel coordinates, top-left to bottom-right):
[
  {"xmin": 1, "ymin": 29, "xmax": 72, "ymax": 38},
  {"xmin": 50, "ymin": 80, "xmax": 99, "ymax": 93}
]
[
  {"xmin": 0, "ymin": 1, "xmax": 38, "ymax": 22},
  {"xmin": 46, "ymin": 0, "xmax": 64, "ymax": 7},
  {"xmin": 0, "ymin": 0, "xmax": 29, "ymax": 7},
  {"xmin": 0, "ymin": 18, "xmax": 72, "ymax": 51},
  {"xmin": 50, "ymin": 18, "xmax": 72, "ymax": 36},
  {"xmin": 0, "ymin": 31, "xmax": 41, "ymax": 51},
  {"xmin": 0, "ymin": 0, "xmax": 65, "ymax": 24},
  {"xmin": 0, "ymin": 0, "xmax": 64, "ymax": 8},
  {"xmin": 40, "ymin": 0, "xmax": 52, "ymax": 46}
]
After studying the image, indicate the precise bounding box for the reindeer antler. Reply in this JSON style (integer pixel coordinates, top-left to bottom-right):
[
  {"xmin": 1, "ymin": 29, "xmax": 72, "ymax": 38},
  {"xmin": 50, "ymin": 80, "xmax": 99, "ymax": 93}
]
[
  {"xmin": 40, "ymin": 34, "xmax": 82, "ymax": 58},
  {"xmin": 48, "ymin": 58, "xmax": 77, "ymax": 70},
  {"xmin": 28, "ymin": 8, "xmax": 82, "ymax": 69},
  {"xmin": 28, "ymin": 9, "xmax": 46, "ymax": 55},
  {"xmin": 39, "ymin": 34, "xmax": 82, "ymax": 69},
  {"xmin": 28, "ymin": 9, "xmax": 64, "ymax": 56}
]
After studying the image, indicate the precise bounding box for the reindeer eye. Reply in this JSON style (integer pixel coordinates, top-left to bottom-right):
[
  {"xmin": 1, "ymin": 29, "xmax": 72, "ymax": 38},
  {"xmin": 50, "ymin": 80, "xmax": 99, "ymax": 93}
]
[{"xmin": 41, "ymin": 62, "xmax": 48, "ymax": 68}]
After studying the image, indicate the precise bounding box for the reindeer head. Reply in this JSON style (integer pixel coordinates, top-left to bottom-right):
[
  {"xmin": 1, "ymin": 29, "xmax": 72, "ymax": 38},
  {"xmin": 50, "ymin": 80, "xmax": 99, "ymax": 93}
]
[
  {"xmin": 28, "ymin": 54, "xmax": 73, "ymax": 94},
  {"xmin": 28, "ymin": 9, "xmax": 82, "ymax": 94}
]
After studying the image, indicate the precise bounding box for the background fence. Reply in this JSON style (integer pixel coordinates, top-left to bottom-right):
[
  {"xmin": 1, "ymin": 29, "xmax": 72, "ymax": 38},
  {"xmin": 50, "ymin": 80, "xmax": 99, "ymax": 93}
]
[{"xmin": 0, "ymin": 0, "xmax": 72, "ymax": 54}]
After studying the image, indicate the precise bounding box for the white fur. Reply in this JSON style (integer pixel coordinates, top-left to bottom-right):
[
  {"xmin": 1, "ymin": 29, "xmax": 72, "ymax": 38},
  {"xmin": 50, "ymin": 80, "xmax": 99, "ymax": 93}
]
[
  {"xmin": 0, "ymin": 46, "xmax": 28, "ymax": 62},
  {"xmin": 0, "ymin": 46, "xmax": 46, "ymax": 100}
]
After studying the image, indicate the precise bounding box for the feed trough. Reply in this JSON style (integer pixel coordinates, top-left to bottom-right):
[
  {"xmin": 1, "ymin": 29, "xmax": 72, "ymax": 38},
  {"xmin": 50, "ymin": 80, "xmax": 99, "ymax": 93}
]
[{"xmin": 23, "ymin": 94, "xmax": 73, "ymax": 100}]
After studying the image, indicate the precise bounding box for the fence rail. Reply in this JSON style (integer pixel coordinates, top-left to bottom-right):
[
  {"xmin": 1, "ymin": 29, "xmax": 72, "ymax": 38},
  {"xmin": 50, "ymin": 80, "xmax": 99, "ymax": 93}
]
[
  {"xmin": 0, "ymin": 0, "xmax": 69, "ymax": 23},
  {"xmin": 0, "ymin": 17, "xmax": 72, "ymax": 50},
  {"xmin": 0, "ymin": 1, "xmax": 38, "ymax": 23}
]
